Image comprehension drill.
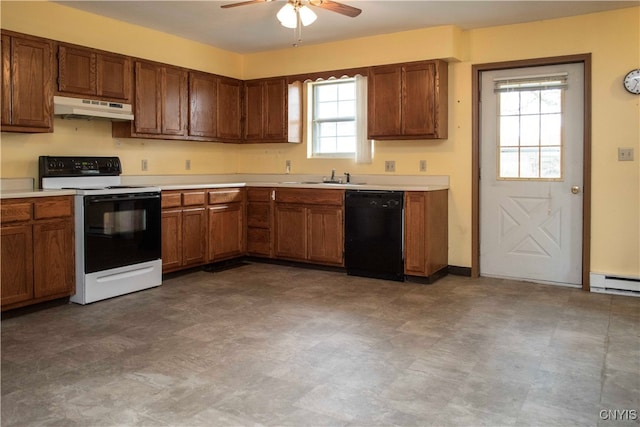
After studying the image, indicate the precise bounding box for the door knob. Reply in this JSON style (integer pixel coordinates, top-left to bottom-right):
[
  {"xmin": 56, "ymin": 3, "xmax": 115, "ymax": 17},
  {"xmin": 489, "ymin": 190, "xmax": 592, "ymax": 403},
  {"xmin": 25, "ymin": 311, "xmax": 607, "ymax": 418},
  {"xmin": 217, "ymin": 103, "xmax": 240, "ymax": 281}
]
[{"xmin": 571, "ymin": 186, "xmax": 581, "ymax": 194}]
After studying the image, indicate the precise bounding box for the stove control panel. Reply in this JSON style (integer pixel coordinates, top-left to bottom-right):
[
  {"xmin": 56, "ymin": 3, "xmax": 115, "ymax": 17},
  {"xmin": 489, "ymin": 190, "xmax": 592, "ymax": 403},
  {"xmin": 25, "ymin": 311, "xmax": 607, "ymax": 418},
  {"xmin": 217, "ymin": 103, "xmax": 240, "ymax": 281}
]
[{"xmin": 39, "ymin": 156, "xmax": 122, "ymax": 177}]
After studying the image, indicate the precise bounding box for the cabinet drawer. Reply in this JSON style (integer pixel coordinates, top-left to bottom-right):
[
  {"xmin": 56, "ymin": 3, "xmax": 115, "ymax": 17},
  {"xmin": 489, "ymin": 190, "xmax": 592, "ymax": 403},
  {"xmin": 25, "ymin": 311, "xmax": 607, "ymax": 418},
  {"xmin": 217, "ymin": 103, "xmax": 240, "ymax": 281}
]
[
  {"xmin": 276, "ymin": 189, "xmax": 344, "ymax": 206},
  {"xmin": 208, "ymin": 188, "xmax": 243, "ymax": 204},
  {"xmin": 182, "ymin": 191, "xmax": 206, "ymax": 206},
  {"xmin": 247, "ymin": 203, "xmax": 270, "ymax": 228},
  {"xmin": 247, "ymin": 188, "xmax": 272, "ymax": 202},
  {"xmin": 162, "ymin": 192, "xmax": 182, "ymax": 209},
  {"xmin": 33, "ymin": 197, "xmax": 72, "ymax": 220},
  {"xmin": 1, "ymin": 202, "xmax": 32, "ymax": 223}
]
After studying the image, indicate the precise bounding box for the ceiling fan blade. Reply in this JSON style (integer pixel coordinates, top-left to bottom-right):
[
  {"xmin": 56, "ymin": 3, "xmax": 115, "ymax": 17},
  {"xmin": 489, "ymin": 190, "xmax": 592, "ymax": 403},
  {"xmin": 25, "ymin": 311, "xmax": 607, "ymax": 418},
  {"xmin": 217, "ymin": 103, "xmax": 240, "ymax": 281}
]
[
  {"xmin": 221, "ymin": 0, "xmax": 272, "ymax": 9},
  {"xmin": 312, "ymin": 0, "xmax": 362, "ymax": 18}
]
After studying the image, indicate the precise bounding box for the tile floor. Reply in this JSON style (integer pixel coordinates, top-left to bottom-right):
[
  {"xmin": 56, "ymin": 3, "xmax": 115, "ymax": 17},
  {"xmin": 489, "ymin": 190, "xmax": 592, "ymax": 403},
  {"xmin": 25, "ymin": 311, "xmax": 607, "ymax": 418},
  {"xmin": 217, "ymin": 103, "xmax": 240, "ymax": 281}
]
[{"xmin": 1, "ymin": 262, "xmax": 639, "ymax": 426}]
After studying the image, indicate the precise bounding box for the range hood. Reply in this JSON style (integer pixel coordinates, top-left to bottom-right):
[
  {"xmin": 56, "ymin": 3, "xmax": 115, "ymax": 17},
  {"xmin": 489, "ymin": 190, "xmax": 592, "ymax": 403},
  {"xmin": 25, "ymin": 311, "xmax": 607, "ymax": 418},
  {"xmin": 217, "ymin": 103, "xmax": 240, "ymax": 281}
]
[{"xmin": 53, "ymin": 96, "xmax": 134, "ymax": 121}]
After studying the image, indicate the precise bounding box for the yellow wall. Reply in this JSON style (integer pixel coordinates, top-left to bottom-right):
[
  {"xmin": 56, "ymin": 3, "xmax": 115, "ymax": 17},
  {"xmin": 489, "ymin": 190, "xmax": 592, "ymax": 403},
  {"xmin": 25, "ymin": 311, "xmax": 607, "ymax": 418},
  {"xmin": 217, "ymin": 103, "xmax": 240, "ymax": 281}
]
[{"xmin": 1, "ymin": 2, "xmax": 638, "ymax": 277}]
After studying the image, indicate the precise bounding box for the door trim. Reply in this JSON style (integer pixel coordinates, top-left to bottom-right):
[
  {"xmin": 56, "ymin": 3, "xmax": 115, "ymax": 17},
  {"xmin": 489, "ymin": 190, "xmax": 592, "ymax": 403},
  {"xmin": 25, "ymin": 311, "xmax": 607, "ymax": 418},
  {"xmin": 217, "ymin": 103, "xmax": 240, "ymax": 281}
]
[{"xmin": 471, "ymin": 54, "xmax": 592, "ymax": 291}]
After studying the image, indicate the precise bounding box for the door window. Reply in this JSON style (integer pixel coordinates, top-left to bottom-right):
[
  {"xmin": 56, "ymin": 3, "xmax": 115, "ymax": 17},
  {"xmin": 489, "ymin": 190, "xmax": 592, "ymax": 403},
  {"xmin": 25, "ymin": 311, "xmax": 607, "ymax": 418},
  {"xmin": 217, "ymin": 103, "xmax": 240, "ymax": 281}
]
[{"xmin": 495, "ymin": 74, "xmax": 567, "ymax": 180}]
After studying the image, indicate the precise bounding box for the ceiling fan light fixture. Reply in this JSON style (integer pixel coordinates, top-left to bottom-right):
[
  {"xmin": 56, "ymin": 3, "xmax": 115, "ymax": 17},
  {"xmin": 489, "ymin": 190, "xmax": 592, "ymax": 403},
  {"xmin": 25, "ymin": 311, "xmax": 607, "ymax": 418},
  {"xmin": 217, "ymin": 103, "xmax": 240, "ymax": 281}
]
[
  {"xmin": 277, "ymin": 3, "xmax": 297, "ymax": 28},
  {"xmin": 298, "ymin": 5, "xmax": 317, "ymax": 26}
]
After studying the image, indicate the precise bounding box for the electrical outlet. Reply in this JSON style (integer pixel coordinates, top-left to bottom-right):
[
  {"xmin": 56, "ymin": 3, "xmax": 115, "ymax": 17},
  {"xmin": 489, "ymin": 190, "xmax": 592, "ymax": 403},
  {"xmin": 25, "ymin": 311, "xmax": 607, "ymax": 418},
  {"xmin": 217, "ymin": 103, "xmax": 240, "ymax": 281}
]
[
  {"xmin": 420, "ymin": 160, "xmax": 427, "ymax": 172},
  {"xmin": 285, "ymin": 160, "xmax": 291, "ymax": 174},
  {"xmin": 385, "ymin": 160, "xmax": 396, "ymax": 173},
  {"xmin": 185, "ymin": 159, "xmax": 191, "ymax": 170},
  {"xmin": 618, "ymin": 147, "xmax": 634, "ymax": 161},
  {"xmin": 141, "ymin": 159, "xmax": 148, "ymax": 171}
]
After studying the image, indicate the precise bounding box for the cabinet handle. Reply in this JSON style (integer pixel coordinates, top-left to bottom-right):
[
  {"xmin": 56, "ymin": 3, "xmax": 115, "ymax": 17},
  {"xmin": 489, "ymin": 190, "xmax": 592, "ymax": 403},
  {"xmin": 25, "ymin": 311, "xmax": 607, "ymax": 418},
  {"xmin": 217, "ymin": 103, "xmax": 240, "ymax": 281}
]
[{"xmin": 271, "ymin": 190, "xmax": 276, "ymax": 201}]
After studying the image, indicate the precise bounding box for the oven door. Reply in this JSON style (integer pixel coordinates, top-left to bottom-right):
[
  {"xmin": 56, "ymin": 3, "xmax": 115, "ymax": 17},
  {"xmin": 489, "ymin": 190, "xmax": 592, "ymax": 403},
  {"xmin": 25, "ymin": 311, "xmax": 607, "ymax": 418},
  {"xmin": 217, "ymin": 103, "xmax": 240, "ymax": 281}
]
[{"xmin": 83, "ymin": 192, "xmax": 161, "ymax": 274}]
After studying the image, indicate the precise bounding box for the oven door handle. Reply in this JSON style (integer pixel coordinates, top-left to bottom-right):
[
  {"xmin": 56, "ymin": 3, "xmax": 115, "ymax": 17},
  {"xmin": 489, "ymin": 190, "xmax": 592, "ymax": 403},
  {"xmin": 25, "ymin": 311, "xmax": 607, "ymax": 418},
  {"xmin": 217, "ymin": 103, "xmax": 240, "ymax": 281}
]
[{"xmin": 86, "ymin": 193, "xmax": 161, "ymax": 203}]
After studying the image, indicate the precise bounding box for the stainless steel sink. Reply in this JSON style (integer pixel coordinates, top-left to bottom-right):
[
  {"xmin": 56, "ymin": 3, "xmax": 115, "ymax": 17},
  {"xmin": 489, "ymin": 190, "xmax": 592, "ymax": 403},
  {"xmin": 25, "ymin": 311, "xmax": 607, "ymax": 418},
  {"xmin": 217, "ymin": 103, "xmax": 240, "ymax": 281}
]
[{"xmin": 278, "ymin": 181, "xmax": 366, "ymax": 186}]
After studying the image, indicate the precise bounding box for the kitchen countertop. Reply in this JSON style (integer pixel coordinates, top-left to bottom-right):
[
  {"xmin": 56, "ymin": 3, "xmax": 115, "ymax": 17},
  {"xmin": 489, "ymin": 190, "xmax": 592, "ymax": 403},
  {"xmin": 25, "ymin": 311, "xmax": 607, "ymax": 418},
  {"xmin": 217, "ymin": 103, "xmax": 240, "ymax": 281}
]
[
  {"xmin": 0, "ymin": 189, "xmax": 77, "ymax": 199},
  {"xmin": 1, "ymin": 174, "xmax": 449, "ymax": 198}
]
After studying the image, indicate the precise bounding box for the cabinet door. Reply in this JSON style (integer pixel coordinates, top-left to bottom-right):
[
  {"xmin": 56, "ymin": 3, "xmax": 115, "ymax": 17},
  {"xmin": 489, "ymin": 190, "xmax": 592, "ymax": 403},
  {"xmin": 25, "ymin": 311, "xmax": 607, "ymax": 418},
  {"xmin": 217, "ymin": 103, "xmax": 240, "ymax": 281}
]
[
  {"xmin": 96, "ymin": 53, "xmax": 131, "ymax": 101},
  {"xmin": 10, "ymin": 36, "xmax": 52, "ymax": 130},
  {"xmin": 264, "ymin": 78, "xmax": 287, "ymax": 141},
  {"xmin": 367, "ymin": 65, "xmax": 401, "ymax": 138},
  {"xmin": 189, "ymin": 71, "xmax": 217, "ymax": 138},
  {"xmin": 33, "ymin": 219, "xmax": 74, "ymax": 299},
  {"xmin": 274, "ymin": 204, "xmax": 307, "ymax": 260},
  {"xmin": 57, "ymin": 45, "xmax": 96, "ymax": 96},
  {"xmin": 403, "ymin": 62, "xmax": 436, "ymax": 137},
  {"xmin": 1, "ymin": 35, "xmax": 11, "ymax": 126},
  {"xmin": 308, "ymin": 207, "xmax": 344, "ymax": 266},
  {"xmin": 1, "ymin": 225, "xmax": 34, "ymax": 306},
  {"xmin": 243, "ymin": 80, "xmax": 263, "ymax": 141},
  {"xmin": 217, "ymin": 76, "xmax": 242, "ymax": 141},
  {"xmin": 404, "ymin": 193, "xmax": 426, "ymax": 276},
  {"xmin": 162, "ymin": 66, "xmax": 188, "ymax": 136},
  {"xmin": 134, "ymin": 61, "xmax": 161, "ymax": 134},
  {"xmin": 161, "ymin": 209, "xmax": 182, "ymax": 272},
  {"xmin": 182, "ymin": 207, "xmax": 207, "ymax": 267},
  {"xmin": 208, "ymin": 204, "xmax": 244, "ymax": 261}
]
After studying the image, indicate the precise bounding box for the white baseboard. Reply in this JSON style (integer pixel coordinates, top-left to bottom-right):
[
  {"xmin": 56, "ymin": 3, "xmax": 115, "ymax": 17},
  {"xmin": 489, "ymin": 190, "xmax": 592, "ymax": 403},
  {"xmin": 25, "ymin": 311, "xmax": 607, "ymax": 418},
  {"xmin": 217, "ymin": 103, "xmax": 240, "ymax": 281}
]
[{"xmin": 590, "ymin": 273, "xmax": 640, "ymax": 297}]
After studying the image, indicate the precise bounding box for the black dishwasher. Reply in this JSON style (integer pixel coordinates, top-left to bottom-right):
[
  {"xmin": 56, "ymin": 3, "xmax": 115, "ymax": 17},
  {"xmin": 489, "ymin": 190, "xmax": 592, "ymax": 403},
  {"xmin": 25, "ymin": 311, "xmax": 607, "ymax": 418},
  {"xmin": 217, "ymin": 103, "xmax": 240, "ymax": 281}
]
[{"xmin": 345, "ymin": 190, "xmax": 404, "ymax": 282}]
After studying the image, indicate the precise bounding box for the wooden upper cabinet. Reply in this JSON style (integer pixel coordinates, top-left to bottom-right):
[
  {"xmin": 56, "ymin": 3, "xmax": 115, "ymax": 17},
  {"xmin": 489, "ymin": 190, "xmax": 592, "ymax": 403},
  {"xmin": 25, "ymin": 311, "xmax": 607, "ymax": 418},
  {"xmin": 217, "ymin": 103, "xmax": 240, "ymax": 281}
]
[
  {"xmin": 57, "ymin": 44, "xmax": 131, "ymax": 102},
  {"xmin": 188, "ymin": 71, "xmax": 217, "ymax": 139},
  {"xmin": 96, "ymin": 52, "xmax": 131, "ymax": 101},
  {"xmin": 1, "ymin": 31, "xmax": 53, "ymax": 133},
  {"xmin": 368, "ymin": 59, "xmax": 448, "ymax": 140},
  {"xmin": 134, "ymin": 61, "xmax": 162, "ymax": 134},
  {"xmin": 217, "ymin": 76, "xmax": 242, "ymax": 141},
  {"xmin": 161, "ymin": 66, "xmax": 188, "ymax": 136},
  {"xmin": 243, "ymin": 77, "xmax": 287, "ymax": 143},
  {"xmin": 117, "ymin": 60, "xmax": 187, "ymax": 138}
]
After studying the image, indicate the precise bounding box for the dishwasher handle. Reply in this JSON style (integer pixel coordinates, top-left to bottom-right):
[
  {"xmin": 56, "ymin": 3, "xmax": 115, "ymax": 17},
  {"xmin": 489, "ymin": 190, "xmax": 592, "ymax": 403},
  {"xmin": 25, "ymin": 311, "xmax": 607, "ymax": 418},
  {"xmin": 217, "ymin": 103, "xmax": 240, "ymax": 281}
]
[{"xmin": 345, "ymin": 190, "xmax": 404, "ymax": 209}]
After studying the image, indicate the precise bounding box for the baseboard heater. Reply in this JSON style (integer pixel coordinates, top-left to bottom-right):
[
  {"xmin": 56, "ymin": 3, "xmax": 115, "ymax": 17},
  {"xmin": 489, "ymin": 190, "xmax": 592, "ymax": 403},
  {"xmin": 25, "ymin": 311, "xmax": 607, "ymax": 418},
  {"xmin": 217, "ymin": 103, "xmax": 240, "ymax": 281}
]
[{"xmin": 590, "ymin": 273, "xmax": 640, "ymax": 297}]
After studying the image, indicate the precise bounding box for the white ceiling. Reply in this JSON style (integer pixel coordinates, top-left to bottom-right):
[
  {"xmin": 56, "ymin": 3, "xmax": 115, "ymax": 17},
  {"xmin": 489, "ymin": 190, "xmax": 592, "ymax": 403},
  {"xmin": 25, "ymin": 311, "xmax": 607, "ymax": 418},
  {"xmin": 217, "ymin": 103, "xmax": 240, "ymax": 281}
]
[{"xmin": 55, "ymin": 1, "xmax": 638, "ymax": 53}]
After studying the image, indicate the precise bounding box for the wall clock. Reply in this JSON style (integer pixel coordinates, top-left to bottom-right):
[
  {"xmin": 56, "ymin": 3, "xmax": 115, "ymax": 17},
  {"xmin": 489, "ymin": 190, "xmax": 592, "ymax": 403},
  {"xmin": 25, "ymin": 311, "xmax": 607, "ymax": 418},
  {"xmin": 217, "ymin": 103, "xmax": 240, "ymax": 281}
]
[{"xmin": 623, "ymin": 69, "xmax": 640, "ymax": 94}]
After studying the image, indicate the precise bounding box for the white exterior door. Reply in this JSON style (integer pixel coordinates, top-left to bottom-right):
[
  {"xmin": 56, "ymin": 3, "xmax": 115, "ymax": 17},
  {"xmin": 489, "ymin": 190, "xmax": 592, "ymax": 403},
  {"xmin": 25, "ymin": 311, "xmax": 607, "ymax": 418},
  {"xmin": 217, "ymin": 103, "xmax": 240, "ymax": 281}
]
[{"xmin": 480, "ymin": 63, "xmax": 584, "ymax": 286}]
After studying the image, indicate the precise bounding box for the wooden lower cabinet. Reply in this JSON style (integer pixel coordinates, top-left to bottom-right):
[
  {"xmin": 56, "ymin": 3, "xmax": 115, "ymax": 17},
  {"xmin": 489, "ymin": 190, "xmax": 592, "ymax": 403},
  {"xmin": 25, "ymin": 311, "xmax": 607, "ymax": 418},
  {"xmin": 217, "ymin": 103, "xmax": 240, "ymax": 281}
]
[
  {"xmin": 274, "ymin": 188, "xmax": 344, "ymax": 267},
  {"xmin": 307, "ymin": 206, "xmax": 343, "ymax": 265},
  {"xmin": 33, "ymin": 219, "xmax": 74, "ymax": 298},
  {"xmin": 404, "ymin": 190, "xmax": 448, "ymax": 278},
  {"xmin": 1, "ymin": 225, "xmax": 34, "ymax": 306},
  {"xmin": 1, "ymin": 196, "xmax": 75, "ymax": 311},
  {"xmin": 208, "ymin": 203, "xmax": 243, "ymax": 261},
  {"xmin": 246, "ymin": 188, "xmax": 273, "ymax": 257},
  {"xmin": 182, "ymin": 207, "xmax": 207, "ymax": 267},
  {"xmin": 161, "ymin": 191, "xmax": 207, "ymax": 273},
  {"xmin": 161, "ymin": 188, "xmax": 245, "ymax": 273},
  {"xmin": 274, "ymin": 204, "xmax": 307, "ymax": 260}
]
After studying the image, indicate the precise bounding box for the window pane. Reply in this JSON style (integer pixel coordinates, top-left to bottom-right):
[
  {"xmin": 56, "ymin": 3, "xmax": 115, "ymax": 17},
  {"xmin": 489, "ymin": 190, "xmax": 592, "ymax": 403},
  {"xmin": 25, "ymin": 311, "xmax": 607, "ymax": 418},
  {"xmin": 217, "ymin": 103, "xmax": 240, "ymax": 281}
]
[
  {"xmin": 500, "ymin": 147, "xmax": 519, "ymax": 178},
  {"xmin": 336, "ymin": 121, "xmax": 355, "ymax": 137},
  {"xmin": 541, "ymin": 89, "xmax": 561, "ymax": 113},
  {"xmin": 541, "ymin": 146, "xmax": 561, "ymax": 178},
  {"xmin": 316, "ymin": 84, "xmax": 337, "ymax": 102},
  {"xmin": 520, "ymin": 115, "xmax": 540, "ymax": 146},
  {"xmin": 317, "ymin": 102, "xmax": 337, "ymax": 119},
  {"xmin": 318, "ymin": 122, "xmax": 337, "ymax": 137},
  {"xmin": 338, "ymin": 100, "xmax": 355, "ymax": 117},
  {"xmin": 338, "ymin": 82, "xmax": 355, "ymax": 100},
  {"xmin": 336, "ymin": 137, "xmax": 355, "ymax": 153},
  {"xmin": 540, "ymin": 114, "xmax": 561, "ymax": 146},
  {"xmin": 500, "ymin": 92, "xmax": 520, "ymax": 115},
  {"xmin": 319, "ymin": 137, "xmax": 336, "ymax": 153},
  {"xmin": 520, "ymin": 147, "xmax": 540, "ymax": 178},
  {"xmin": 520, "ymin": 90, "xmax": 540, "ymax": 115},
  {"xmin": 500, "ymin": 116, "xmax": 519, "ymax": 146}
]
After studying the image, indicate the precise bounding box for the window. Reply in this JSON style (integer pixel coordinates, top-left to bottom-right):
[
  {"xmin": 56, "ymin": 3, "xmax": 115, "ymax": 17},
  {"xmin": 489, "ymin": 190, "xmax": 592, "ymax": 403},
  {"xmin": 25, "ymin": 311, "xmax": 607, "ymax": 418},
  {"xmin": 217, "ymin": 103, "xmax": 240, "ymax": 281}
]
[
  {"xmin": 307, "ymin": 76, "xmax": 372, "ymax": 162},
  {"xmin": 495, "ymin": 74, "xmax": 566, "ymax": 180}
]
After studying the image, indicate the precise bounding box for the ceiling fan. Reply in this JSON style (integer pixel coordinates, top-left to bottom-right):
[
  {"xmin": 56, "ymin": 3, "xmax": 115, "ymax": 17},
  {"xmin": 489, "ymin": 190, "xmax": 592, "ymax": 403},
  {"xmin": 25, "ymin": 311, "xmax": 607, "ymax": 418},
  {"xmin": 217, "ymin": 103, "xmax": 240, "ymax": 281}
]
[
  {"xmin": 221, "ymin": 0, "xmax": 362, "ymax": 45},
  {"xmin": 221, "ymin": 0, "xmax": 362, "ymax": 19}
]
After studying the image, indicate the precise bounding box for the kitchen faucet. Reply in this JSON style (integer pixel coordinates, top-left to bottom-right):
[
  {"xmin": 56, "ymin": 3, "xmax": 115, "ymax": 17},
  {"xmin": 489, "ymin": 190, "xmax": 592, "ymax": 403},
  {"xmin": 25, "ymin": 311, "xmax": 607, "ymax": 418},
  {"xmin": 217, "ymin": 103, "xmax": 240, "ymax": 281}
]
[{"xmin": 323, "ymin": 168, "xmax": 342, "ymax": 183}]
